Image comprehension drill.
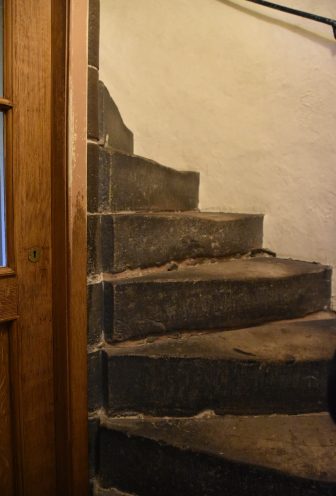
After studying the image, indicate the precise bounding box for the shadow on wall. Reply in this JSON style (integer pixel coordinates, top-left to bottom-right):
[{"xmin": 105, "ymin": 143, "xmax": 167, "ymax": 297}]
[{"xmin": 216, "ymin": 0, "xmax": 336, "ymax": 52}]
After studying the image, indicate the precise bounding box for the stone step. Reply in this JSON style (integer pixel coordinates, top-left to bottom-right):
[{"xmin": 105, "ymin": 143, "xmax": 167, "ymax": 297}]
[
  {"xmin": 93, "ymin": 482, "xmax": 137, "ymax": 496},
  {"xmin": 103, "ymin": 314, "xmax": 336, "ymax": 416},
  {"xmin": 98, "ymin": 412, "xmax": 336, "ymax": 496},
  {"xmin": 98, "ymin": 81, "xmax": 134, "ymax": 154},
  {"xmin": 88, "ymin": 211, "xmax": 264, "ymax": 274},
  {"xmin": 87, "ymin": 143, "xmax": 199, "ymax": 213},
  {"xmin": 103, "ymin": 258, "xmax": 331, "ymax": 342}
]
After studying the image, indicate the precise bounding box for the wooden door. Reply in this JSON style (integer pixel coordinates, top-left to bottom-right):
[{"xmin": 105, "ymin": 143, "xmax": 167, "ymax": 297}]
[
  {"xmin": 0, "ymin": 0, "xmax": 88, "ymax": 494},
  {"xmin": 0, "ymin": 0, "xmax": 55, "ymax": 492}
]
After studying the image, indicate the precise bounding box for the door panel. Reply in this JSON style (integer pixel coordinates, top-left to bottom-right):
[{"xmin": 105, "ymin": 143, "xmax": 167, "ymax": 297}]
[
  {"xmin": 0, "ymin": 276, "xmax": 17, "ymax": 322},
  {"xmin": 0, "ymin": 323, "xmax": 13, "ymax": 495},
  {"xmin": 0, "ymin": 0, "xmax": 56, "ymax": 494},
  {"xmin": 0, "ymin": 0, "xmax": 88, "ymax": 493}
]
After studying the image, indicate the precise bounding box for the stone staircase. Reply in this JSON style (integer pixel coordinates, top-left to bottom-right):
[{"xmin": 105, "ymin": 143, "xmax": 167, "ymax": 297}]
[{"xmin": 87, "ymin": 84, "xmax": 336, "ymax": 496}]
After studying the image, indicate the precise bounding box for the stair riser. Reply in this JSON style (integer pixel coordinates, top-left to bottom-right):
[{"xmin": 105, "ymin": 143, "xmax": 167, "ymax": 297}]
[
  {"xmin": 104, "ymin": 271, "xmax": 331, "ymax": 341},
  {"xmin": 88, "ymin": 350, "xmax": 104, "ymax": 413},
  {"xmin": 104, "ymin": 356, "xmax": 329, "ymax": 416},
  {"xmin": 99, "ymin": 428, "xmax": 335, "ymax": 496},
  {"xmin": 98, "ymin": 82, "xmax": 134, "ymax": 154},
  {"xmin": 89, "ymin": 417, "xmax": 100, "ymax": 479},
  {"xmin": 88, "ymin": 213, "xmax": 263, "ymax": 274},
  {"xmin": 88, "ymin": 282, "xmax": 103, "ymax": 346},
  {"xmin": 87, "ymin": 144, "xmax": 199, "ymax": 213}
]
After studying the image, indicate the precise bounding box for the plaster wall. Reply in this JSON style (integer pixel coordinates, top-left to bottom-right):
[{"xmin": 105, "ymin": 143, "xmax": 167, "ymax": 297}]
[{"xmin": 100, "ymin": 0, "xmax": 336, "ymax": 300}]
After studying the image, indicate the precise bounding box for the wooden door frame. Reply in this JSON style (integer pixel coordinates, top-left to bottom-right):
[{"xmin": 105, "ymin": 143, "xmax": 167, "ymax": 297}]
[
  {"xmin": 52, "ymin": 0, "xmax": 89, "ymax": 494},
  {"xmin": 4, "ymin": 0, "xmax": 88, "ymax": 494}
]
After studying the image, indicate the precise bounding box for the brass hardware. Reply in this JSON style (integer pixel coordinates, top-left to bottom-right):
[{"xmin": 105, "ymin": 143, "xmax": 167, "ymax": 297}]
[{"xmin": 28, "ymin": 247, "xmax": 41, "ymax": 263}]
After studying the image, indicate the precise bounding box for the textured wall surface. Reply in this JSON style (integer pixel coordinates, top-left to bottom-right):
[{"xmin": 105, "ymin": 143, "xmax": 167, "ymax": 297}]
[{"xmin": 100, "ymin": 0, "xmax": 336, "ymax": 300}]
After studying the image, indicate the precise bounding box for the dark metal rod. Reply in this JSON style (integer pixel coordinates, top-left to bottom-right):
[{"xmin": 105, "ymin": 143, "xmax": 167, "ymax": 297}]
[{"xmin": 246, "ymin": 0, "xmax": 336, "ymax": 38}]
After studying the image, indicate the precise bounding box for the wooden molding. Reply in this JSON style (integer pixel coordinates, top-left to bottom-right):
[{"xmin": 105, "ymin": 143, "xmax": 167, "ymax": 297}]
[{"xmin": 52, "ymin": 0, "xmax": 88, "ymax": 494}]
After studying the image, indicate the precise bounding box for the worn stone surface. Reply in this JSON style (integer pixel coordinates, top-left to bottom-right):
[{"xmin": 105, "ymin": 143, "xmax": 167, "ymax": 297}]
[
  {"xmin": 98, "ymin": 82, "xmax": 134, "ymax": 153},
  {"xmin": 89, "ymin": 417, "xmax": 100, "ymax": 478},
  {"xmin": 103, "ymin": 258, "xmax": 332, "ymax": 342},
  {"xmin": 104, "ymin": 316, "xmax": 336, "ymax": 416},
  {"xmin": 88, "ymin": 350, "xmax": 104, "ymax": 412},
  {"xmin": 88, "ymin": 67, "xmax": 99, "ymax": 140},
  {"xmin": 87, "ymin": 143, "xmax": 200, "ymax": 213},
  {"xmin": 99, "ymin": 413, "xmax": 336, "ymax": 496},
  {"xmin": 95, "ymin": 482, "xmax": 138, "ymax": 496},
  {"xmin": 90, "ymin": 212, "xmax": 263, "ymax": 274},
  {"xmin": 88, "ymin": 282, "xmax": 103, "ymax": 346},
  {"xmin": 89, "ymin": 0, "xmax": 100, "ymax": 69}
]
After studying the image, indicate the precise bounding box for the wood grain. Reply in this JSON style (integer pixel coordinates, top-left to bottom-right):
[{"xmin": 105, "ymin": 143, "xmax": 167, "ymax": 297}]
[
  {"xmin": 67, "ymin": 0, "xmax": 89, "ymax": 487},
  {"xmin": 11, "ymin": 0, "xmax": 56, "ymax": 493},
  {"xmin": 51, "ymin": 0, "xmax": 71, "ymax": 492},
  {"xmin": 0, "ymin": 324, "xmax": 14, "ymax": 495},
  {"xmin": 0, "ymin": 0, "xmax": 89, "ymax": 493},
  {"xmin": 0, "ymin": 276, "xmax": 17, "ymax": 322},
  {"xmin": 52, "ymin": 0, "xmax": 88, "ymax": 494}
]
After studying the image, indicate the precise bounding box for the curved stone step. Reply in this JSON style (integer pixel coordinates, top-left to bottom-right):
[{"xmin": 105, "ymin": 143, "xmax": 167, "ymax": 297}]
[
  {"xmin": 87, "ymin": 143, "xmax": 199, "ymax": 213},
  {"xmin": 103, "ymin": 258, "xmax": 331, "ymax": 342},
  {"xmin": 88, "ymin": 211, "xmax": 263, "ymax": 274},
  {"xmin": 98, "ymin": 412, "xmax": 336, "ymax": 496},
  {"xmin": 103, "ymin": 315, "xmax": 336, "ymax": 416}
]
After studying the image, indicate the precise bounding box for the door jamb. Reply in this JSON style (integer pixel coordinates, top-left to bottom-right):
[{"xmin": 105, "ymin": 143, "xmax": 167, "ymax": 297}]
[{"xmin": 52, "ymin": 1, "xmax": 88, "ymax": 494}]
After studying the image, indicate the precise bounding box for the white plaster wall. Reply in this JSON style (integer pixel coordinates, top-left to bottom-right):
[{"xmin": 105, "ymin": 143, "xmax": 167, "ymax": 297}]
[{"xmin": 100, "ymin": 0, "xmax": 336, "ymax": 300}]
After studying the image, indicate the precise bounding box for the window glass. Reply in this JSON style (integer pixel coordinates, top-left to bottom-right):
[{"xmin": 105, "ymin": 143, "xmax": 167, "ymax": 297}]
[
  {"xmin": 0, "ymin": 112, "xmax": 5, "ymax": 266},
  {"xmin": 0, "ymin": 0, "xmax": 3, "ymax": 96},
  {"xmin": 0, "ymin": 1, "xmax": 6, "ymax": 266}
]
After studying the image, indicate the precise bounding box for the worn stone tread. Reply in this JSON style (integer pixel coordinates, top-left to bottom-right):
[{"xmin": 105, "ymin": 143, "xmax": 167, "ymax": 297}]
[
  {"xmin": 106, "ymin": 312, "xmax": 336, "ymax": 360},
  {"xmin": 99, "ymin": 412, "xmax": 336, "ymax": 495},
  {"xmin": 103, "ymin": 314, "xmax": 336, "ymax": 416},
  {"xmin": 103, "ymin": 257, "xmax": 332, "ymax": 341},
  {"xmin": 94, "ymin": 483, "xmax": 137, "ymax": 496},
  {"xmin": 87, "ymin": 143, "xmax": 199, "ymax": 213},
  {"xmin": 88, "ymin": 211, "xmax": 263, "ymax": 274},
  {"xmin": 109, "ymin": 257, "xmax": 329, "ymax": 284}
]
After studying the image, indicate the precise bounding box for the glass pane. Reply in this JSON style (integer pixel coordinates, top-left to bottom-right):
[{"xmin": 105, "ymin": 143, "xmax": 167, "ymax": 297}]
[
  {"xmin": 0, "ymin": 0, "xmax": 3, "ymax": 95},
  {"xmin": 0, "ymin": 112, "xmax": 6, "ymax": 266}
]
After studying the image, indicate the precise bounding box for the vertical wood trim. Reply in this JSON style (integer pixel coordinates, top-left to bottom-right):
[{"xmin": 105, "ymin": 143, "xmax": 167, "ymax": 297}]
[
  {"xmin": 52, "ymin": 0, "xmax": 88, "ymax": 494},
  {"xmin": 68, "ymin": 0, "xmax": 89, "ymax": 491},
  {"xmin": 11, "ymin": 0, "xmax": 56, "ymax": 493},
  {"xmin": 52, "ymin": 0, "xmax": 71, "ymax": 493}
]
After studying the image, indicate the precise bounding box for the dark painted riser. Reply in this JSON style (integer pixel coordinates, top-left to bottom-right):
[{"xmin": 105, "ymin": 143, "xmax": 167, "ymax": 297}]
[
  {"xmin": 87, "ymin": 212, "xmax": 263, "ymax": 275},
  {"xmin": 87, "ymin": 143, "xmax": 199, "ymax": 213},
  {"xmin": 98, "ymin": 416, "xmax": 336, "ymax": 496},
  {"xmin": 102, "ymin": 258, "xmax": 331, "ymax": 342}
]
